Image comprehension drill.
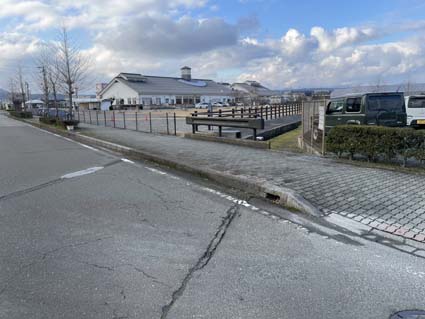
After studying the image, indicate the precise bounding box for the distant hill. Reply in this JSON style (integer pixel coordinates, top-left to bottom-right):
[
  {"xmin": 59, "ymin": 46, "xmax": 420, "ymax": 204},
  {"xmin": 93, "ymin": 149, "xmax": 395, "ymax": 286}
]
[{"xmin": 331, "ymin": 83, "xmax": 425, "ymax": 98}]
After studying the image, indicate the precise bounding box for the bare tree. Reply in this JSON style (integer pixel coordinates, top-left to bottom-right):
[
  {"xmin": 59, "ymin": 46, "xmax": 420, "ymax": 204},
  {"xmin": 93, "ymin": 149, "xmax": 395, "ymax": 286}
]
[
  {"xmin": 17, "ymin": 66, "xmax": 26, "ymax": 110},
  {"xmin": 8, "ymin": 78, "xmax": 19, "ymax": 109},
  {"xmin": 49, "ymin": 57, "xmax": 60, "ymax": 112},
  {"xmin": 34, "ymin": 45, "xmax": 50, "ymax": 108},
  {"xmin": 34, "ymin": 43, "xmax": 61, "ymax": 113},
  {"xmin": 55, "ymin": 27, "xmax": 91, "ymax": 116}
]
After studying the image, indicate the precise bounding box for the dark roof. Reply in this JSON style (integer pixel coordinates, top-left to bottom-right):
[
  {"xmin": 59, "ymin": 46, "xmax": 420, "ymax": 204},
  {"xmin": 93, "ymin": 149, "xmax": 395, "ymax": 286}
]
[
  {"xmin": 231, "ymin": 82, "xmax": 279, "ymax": 97},
  {"xmin": 107, "ymin": 73, "xmax": 233, "ymax": 96}
]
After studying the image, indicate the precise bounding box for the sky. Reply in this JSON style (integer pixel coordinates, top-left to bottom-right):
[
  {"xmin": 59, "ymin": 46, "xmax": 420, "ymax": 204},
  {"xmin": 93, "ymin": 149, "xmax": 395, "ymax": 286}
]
[{"xmin": 1, "ymin": 0, "xmax": 425, "ymax": 92}]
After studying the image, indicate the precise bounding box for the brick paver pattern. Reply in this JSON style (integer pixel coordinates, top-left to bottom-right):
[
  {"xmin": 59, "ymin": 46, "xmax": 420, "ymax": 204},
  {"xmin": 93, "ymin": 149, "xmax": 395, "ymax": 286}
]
[{"xmin": 80, "ymin": 123, "xmax": 425, "ymax": 243}]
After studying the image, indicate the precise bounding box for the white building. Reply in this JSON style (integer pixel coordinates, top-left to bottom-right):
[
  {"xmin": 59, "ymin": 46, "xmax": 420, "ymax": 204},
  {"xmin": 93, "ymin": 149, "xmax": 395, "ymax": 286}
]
[
  {"xmin": 73, "ymin": 97, "xmax": 101, "ymax": 110},
  {"xmin": 231, "ymin": 81, "xmax": 279, "ymax": 105},
  {"xmin": 99, "ymin": 67, "xmax": 235, "ymax": 109}
]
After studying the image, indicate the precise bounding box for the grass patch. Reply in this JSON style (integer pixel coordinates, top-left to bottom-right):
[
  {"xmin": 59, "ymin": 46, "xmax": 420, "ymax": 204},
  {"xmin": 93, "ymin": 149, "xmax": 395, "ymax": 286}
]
[{"xmin": 270, "ymin": 127, "xmax": 302, "ymax": 152}]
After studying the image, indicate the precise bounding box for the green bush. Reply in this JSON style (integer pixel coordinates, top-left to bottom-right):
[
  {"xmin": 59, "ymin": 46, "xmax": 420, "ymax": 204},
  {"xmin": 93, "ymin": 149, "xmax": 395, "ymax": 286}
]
[
  {"xmin": 326, "ymin": 125, "xmax": 425, "ymax": 165},
  {"xmin": 39, "ymin": 117, "xmax": 56, "ymax": 125},
  {"xmin": 9, "ymin": 111, "xmax": 33, "ymax": 118},
  {"xmin": 39, "ymin": 117, "xmax": 79, "ymax": 129}
]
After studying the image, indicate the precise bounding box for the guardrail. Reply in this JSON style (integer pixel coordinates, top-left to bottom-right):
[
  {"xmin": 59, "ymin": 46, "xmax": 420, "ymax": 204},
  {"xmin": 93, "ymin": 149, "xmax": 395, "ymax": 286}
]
[{"xmin": 191, "ymin": 103, "xmax": 301, "ymax": 120}]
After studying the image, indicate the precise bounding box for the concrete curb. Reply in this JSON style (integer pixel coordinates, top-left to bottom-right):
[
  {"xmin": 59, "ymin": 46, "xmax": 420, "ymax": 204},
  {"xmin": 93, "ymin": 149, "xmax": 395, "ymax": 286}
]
[
  {"xmin": 19, "ymin": 118, "xmax": 323, "ymax": 217},
  {"xmin": 184, "ymin": 133, "xmax": 271, "ymax": 149}
]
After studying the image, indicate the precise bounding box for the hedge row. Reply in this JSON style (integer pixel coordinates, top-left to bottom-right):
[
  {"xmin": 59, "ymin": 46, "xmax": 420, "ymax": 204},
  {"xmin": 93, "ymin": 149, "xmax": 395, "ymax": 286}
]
[
  {"xmin": 326, "ymin": 125, "xmax": 425, "ymax": 165},
  {"xmin": 9, "ymin": 111, "xmax": 33, "ymax": 118},
  {"xmin": 39, "ymin": 117, "xmax": 79, "ymax": 128},
  {"xmin": 39, "ymin": 117, "xmax": 57, "ymax": 125}
]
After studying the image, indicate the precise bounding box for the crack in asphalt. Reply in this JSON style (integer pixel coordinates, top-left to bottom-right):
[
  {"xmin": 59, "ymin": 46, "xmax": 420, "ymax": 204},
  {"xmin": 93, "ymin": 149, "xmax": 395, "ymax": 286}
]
[
  {"xmin": 80, "ymin": 261, "xmax": 170, "ymax": 287},
  {"xmin": 160, "ymin": 204, "xmax": 240, "ymax": 319},
  {"xmin": 0, "ymin": 236, "xmax": 113, "ymax": 297},
  {"xmin": 128, "ymin": 175, "xmax": 186, "ymax": 212}
]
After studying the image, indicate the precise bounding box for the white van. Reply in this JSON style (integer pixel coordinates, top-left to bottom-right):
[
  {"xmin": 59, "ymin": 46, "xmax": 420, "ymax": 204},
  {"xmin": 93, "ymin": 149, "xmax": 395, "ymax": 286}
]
[{"xmin": 405, "ymin": 95, "xmax": 425, "ymax": 127}]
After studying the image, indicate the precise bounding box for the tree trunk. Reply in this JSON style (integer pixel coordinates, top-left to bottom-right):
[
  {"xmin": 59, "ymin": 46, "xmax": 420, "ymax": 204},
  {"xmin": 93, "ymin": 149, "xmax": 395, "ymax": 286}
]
[
  {"xmin": 68, "ymin": 85, "xmax": 73, "ymax": 120},
  {"xmin": 52, "ymin": 85, "xmax": 58, "ymax": 115}
]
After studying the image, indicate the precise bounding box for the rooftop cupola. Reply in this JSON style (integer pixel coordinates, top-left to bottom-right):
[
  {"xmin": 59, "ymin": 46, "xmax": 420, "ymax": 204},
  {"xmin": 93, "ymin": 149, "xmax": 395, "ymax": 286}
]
[{"xmin": 181, "ymin": 66, "xmax": 191, "ymax": 81}]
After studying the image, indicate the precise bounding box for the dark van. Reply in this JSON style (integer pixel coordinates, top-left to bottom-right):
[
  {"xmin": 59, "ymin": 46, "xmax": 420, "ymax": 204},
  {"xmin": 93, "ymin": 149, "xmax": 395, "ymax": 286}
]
[{"xmin": 325, "ymin": 92, "xmax": 406, "ymax": 132}]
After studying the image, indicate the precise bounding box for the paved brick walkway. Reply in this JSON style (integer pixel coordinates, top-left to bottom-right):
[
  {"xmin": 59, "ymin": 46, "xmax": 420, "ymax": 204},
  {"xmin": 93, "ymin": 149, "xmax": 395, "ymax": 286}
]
[{"xmin": 79, "ymin": 123, "xmax": 425, "ymax": 243}]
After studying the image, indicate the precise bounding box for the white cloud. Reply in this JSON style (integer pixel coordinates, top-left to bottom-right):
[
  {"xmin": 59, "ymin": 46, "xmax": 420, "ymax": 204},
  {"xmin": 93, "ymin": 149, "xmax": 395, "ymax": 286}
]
[
  {"xmin": 1, "ymin": 0, "xmax": 425, "ymax": 91},
  {"xmin": 311, "ymin": 26, "xmax": 377, "ymax": 52}
]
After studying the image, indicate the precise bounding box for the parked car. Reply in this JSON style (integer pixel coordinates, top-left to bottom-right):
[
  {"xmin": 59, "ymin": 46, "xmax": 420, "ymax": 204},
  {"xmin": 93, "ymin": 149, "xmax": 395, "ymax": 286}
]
[
  {"xmin": 195, "ymin": 102, "xmax": 210, "ymax": 109},
  {"xmin": 236, "ymin": 102, "xmax": 244, "ymax": 107},
  {"xmin": 222, "ymin": 102, "xmax": 230, "ymax": 107},
  {"xmin": 36, "ymin": 108, "xmax": 48, "ymax": 116},
  {"xmin": 47, "ymin": 109, "xmax": 72, "ymax": 120},
  {"xmin": 325, "ymin": 92, "xmax": 406, "ymax": 133},
  {"xmin": 212, "ymin": 102, "xmax": 223, "ymax": 107},
  {"xmin": 405, "ymin": 95, "xmax": 425, "ymax": 128}
]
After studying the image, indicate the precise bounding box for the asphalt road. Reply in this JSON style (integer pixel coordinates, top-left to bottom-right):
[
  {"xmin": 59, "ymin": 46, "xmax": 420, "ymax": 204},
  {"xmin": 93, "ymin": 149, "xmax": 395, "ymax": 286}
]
[{"xmin": 1, "ymin": 112, "xmax": 425, "ymax": 319}]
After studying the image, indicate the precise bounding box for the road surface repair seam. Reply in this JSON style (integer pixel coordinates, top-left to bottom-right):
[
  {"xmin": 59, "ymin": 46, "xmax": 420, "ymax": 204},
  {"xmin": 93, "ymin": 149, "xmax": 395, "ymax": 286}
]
[
  {"xmin": 0, "ymin": 160, "xmax": 124, "ymax": 203},
  {"xmin": 160, "ymin": 204, "xmax": 240, "ymax": 319}
]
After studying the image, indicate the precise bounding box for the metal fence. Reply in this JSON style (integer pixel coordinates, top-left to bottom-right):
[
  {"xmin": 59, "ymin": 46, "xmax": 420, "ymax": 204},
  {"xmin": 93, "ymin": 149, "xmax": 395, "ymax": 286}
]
[
  {"xmin": 76, "ymin": 110, "xmax": 179, "ymax": 135},
  {"xmin": 75, "ymin": 103, "xmax": 302, "ymax": 136},
  {"xmin": 302, "ymin": 100, "xmax": 327, "ymax": 154},
  {"xmin": 192, "ymin": 103, "xmax": 302, "ymax": 120}
]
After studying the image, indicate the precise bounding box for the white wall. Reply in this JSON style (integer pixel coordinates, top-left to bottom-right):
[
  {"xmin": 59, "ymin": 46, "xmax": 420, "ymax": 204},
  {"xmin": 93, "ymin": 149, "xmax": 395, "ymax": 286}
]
[{"xmin": 100, "ymin": 81, "xmax": 139, "ymax": 105}]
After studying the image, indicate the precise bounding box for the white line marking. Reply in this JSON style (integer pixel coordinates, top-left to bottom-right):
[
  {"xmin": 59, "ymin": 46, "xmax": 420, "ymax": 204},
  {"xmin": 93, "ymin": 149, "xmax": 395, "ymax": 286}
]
[
  {"xmin": 61, "ymin": 166, "xmax": 104, "ymax": 179},
  {"xmin": 77, "ymin": 142, "xmax": 100, "ymax": 152},
  {"xmin": 145, "ymin": 167, "xmax": 167, "ymax": 175},
  {"xmin": 121, "ymin": 158, "xmax": 135, "ymax": 164},
  {"xmin": 201, "ymin": 186, "xmax": 278, "ymax": 217}
]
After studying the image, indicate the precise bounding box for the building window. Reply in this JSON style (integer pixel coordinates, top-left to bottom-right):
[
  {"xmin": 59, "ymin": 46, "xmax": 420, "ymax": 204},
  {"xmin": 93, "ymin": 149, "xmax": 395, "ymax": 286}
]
[
  {"xmin": 127, "ymin": 98, "xmax": 132, "ymax": 105},
  {"xmin": 142, "ymin": 98, "xmax": 152, "ymax": 105},
  {"xmin": 165, "ymin": 98, "xmax": 169, "ymax": 104},
  {"xmin": 132, "ymin": 98, "xmax": 137, "ymax": 105},
  {"xmin": 156, "ymin": 97, "xmax": 161, "ymax": 105},
  {"xmin": 183, "ymin": 96, "xmax": 194, "ymax": 105},
  {"xmin": 195, "ymin": 96, "xmax": 201, "ymax": 104},
  {"xmin": 176, "ymin": 96, "xmax": 182, "ymax": 105}
]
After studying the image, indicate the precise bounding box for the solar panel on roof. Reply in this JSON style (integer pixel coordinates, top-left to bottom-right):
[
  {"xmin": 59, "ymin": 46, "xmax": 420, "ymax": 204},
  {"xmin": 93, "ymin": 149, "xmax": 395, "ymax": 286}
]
[{"xmin": 120, "ymin": 73, "xmax": 146, "ymax": 82}]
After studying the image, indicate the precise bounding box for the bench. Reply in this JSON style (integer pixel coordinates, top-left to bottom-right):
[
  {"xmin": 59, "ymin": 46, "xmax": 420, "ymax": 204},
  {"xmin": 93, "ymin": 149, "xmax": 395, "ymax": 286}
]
[{"xmin": 186, "ymin": 117, "xmax": 265, "ymax": 139}]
